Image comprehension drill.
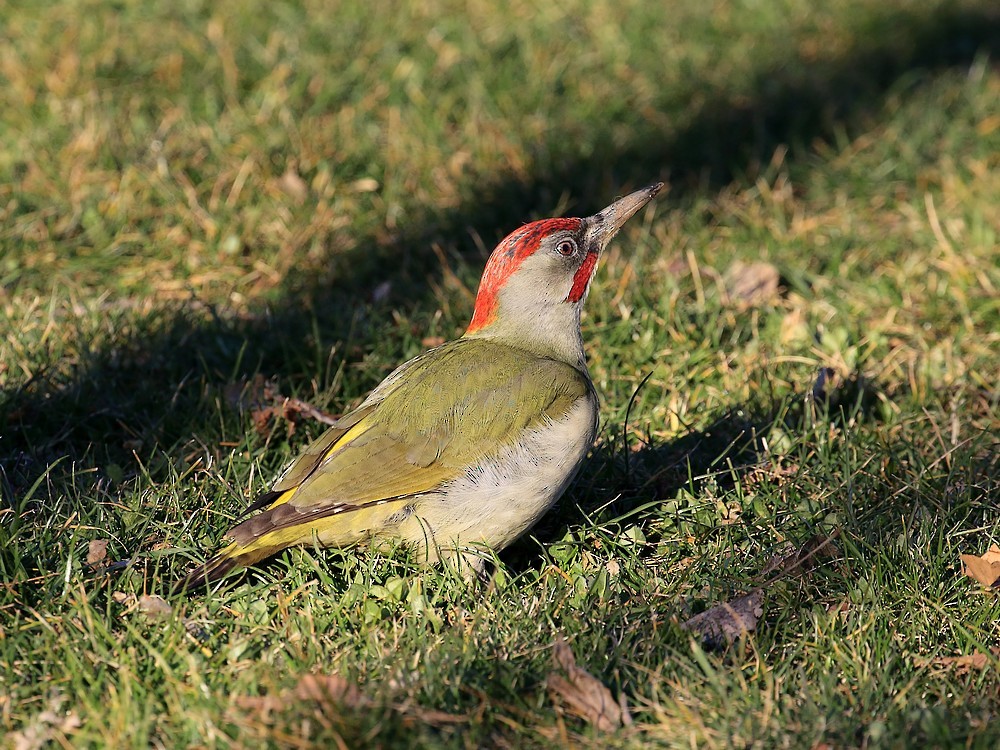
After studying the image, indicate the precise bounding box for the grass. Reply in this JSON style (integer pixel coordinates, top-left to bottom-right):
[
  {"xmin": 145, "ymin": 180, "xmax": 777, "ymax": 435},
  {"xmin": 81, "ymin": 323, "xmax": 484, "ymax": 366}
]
[{"xmin": 2, "ymin": 0, "xmax": 999, "ymax": 746}]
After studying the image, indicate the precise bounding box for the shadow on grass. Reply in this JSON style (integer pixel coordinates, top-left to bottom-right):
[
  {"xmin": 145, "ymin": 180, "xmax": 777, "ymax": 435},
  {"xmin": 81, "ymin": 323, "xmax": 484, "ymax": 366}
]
[
  {"xmin": 502, "ymin": 368, "xmax": 887, "ymax": 569},
  {"xmin": 1, "ymin": 4, "xmax": 998, "ymax": 573}
]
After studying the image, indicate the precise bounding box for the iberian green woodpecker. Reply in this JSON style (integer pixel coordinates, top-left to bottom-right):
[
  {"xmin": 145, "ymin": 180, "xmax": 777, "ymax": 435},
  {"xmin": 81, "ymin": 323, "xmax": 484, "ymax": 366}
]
[{"xmin": 176, "ymin": 183, "xmax": 663, "ymax": 590}]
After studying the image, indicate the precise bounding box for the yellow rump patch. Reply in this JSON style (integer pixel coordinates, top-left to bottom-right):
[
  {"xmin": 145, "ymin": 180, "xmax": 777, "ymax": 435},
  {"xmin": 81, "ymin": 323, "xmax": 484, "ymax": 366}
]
[{"xmin": 265, "ymin": 487, "xmax": 299, "ymax": 510}]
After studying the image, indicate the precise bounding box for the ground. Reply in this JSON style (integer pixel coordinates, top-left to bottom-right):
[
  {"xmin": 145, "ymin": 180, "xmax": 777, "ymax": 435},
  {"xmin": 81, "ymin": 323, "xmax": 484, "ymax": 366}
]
[{"xmin": 1, "ymin": 0, "xmax": 998, "ymax": 747}]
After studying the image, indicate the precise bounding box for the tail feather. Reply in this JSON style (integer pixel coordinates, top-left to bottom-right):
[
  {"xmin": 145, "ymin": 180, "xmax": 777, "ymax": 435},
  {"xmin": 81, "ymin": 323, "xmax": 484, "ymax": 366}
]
[
  {"xmin": 172, "ymin": 492, "xmax": 408, "ymax": 595},
  {"xmin": 171, "ymin": 542, "xmax": 276, "ymax": 595}
]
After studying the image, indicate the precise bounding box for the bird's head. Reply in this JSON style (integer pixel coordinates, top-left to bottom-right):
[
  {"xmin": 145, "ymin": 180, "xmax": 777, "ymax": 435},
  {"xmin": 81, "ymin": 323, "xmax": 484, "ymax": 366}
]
[{"xmin": 465, "ymin": 183, "xmax": 663, "ymax": 363}]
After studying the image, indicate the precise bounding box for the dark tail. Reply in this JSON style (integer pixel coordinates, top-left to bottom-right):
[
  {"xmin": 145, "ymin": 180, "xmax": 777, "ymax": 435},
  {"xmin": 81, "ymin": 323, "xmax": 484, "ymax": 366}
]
[{"xmin": 171, "ymin": 542, "xmax": 272, "ymax": 595}]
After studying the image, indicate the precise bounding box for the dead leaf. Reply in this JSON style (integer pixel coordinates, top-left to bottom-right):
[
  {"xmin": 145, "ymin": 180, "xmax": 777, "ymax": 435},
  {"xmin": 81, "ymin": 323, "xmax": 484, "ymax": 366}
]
[
  {"xmin": 137, "ymin": 594, "xmax": 173, "ymax": 619},
  {"xmin": 421, "ymin": 336, "xmax": 445, "ymax": 348},
  {"xmin": 760, "ymin": 533, "xmax": 840, "ymax": 581},
  {"xmin": 740, "ymin": 461, "xmax": 800, "ymax": 491},
  {"xmin": 826, "ymin": 599, "xmax": 850, "ymax": 618},
  {"xmin": 680, "ymin": 534, "xmax": 839, "ymax": 649},
  {"xmin": 234, "ymin": 674, "xmax": 367, "ymax": 722},
  {"xmin": 724, "ymin": 261, "xmax": 780, "ymax": 307},
  {"xmin": 114, "ymin": 592, "xmax": 181, "ymax": 623},
  {"xmin": 681, "ymin": 589, "xmax": 764, "ymax": 649},
  {"xmin": 281, "ymin": 397, "xmax": 339, "ymax": 427},
  {"xmin": 251, "ymin": 405, "xmax": 284, "ymax": 435},
  {"xmin": 233, "ymin": 693, "xmax": 284, "ymax": 722},
  {"xmin": 930, "ymin": 653, "xmax": 989, "ymax": 672},
  {"xmin": 961, "ymin": 545, "xmax": 1000, "ymax": 588},
  {"xmin": 915, "ymin": 648, "xmax": 998, "ymax": 674},
  {"xmin": 224, "ymin": 375, "xmax": 338, "ymax": 435},
  {"xmin": 294, "ymin": 673, "xmax": 365, "ymax": 708},
  {"xmin": 546, "ymin": 638, "xmax": 631, "ymax": 731},
  {"xmin": 9, "ymin": 691, "xmax": 81, "ymax": 750},
  {"xmin": 86, "ymin": 539, "xmax": 108, "ymax": 567},
  {"xmin": 275, "ymin": 167, "xmax": 308, "ymax": 203},
  {"xmin": 231, "ymin": 673, "xmax": 472, "ymax": 733}
]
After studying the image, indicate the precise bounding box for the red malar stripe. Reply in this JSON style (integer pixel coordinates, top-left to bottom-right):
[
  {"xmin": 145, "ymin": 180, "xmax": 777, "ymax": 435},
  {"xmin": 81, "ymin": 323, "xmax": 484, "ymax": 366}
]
[{"xmin": 566, "ymin": 251, "xmax": 598, "ymax": 303}]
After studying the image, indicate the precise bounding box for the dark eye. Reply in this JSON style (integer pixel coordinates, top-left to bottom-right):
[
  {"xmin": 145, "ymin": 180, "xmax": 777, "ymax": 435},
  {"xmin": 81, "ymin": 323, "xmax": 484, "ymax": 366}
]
[{"xmin": 556, "ymin": 239, "xmax": 577, "ymax": 256}]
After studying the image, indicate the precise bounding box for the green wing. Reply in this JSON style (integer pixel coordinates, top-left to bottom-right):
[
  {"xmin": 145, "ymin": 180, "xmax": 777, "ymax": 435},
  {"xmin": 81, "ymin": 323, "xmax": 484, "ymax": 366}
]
[{"xmin": 227, "ymin": 338, "xmax": 594, "ymax": 545}]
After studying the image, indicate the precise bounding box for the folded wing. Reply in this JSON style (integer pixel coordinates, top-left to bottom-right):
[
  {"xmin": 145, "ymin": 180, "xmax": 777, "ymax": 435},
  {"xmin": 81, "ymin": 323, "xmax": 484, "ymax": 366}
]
[{"xmin": 227, "ymin": 338, "xmax": 593, "ymax": 549}]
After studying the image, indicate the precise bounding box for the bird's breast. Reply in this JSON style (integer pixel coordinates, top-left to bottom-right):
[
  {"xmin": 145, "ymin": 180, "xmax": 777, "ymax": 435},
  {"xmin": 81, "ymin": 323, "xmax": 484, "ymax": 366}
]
[{"xmin": 396, "ymin": 393, "xmax": 598, "ymax": 553}]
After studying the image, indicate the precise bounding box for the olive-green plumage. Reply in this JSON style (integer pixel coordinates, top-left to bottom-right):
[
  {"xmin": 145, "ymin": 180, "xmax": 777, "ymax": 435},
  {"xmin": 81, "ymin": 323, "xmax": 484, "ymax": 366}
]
[
  {"xmin": 176, "ymin": 339, "xmax": 595, "ymax": 590},
  {"xmin": 175, "ymin": 183, "xmax": 662, "ymax": 592}
]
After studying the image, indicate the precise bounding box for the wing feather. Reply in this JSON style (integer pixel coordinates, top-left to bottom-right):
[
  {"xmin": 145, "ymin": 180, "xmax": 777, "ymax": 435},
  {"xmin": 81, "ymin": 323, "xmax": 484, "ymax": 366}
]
[{"xmin": 226, "ymin": 338, "xmax": 593, "ymax": 549}]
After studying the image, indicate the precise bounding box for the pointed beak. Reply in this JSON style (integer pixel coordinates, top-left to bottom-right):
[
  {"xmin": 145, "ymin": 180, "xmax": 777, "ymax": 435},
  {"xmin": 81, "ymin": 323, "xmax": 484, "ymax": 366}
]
[{"xmin": 589, "ymin": 182, "xmax": 664, "ymax": 250}]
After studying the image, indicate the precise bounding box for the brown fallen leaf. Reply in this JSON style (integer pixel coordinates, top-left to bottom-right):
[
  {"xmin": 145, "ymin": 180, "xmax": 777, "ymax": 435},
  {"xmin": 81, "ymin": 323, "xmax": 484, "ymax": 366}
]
[
  {"xmin": 137, "ymin": 594, "xmax": 173, "ymax": 620},
  {"xmin": 682, "ymin": 534, "xmax": 837, "ymax": 650},
  {"xmin": 681, "ymin": 589, "xmax": 764, "ymax": 649},
  {"xmin": 546, "ymin": 638, "xmax": 631, "ymax": 732},
  {"xmin": 960, "ymin": 545, "xmax": 1000, "ymax": 588},
  {"xmin": 740, "ymin": 460, "xmax": 800, "ymax": 491},
  {"xmin": 113, "ymin": 592, "xmax": 175, "ymax": 618},
  {"xmin": 275, "ymin": 167, "xmax": 308, "ymax": 203},
  {"xmin": 231, "ymin": 673, "xmax": 470, "ymax": 732},
  {"xmin": 293, "ymin": 673, "xmax": 365, "ymax": 708},
  {"xmin": 760, "ymin": 533, "xmax": 840, "ymax": 582},
  {"xmin": 724, "ymin": 260, "xmax": 780, "ymax": 307},
  {"xmin": 86, "ymin": 539, "xmax": 108, "ymax": 567},
  {"xmin": 9, "ymin": 691, "xmax": 82, "ymax": 750},
  {"xmin": 281, "ymin": 397, "xmax": 339, "ymax": 427},
  {"xmin": 251, "ymin": 405, "xmax": 284, "ymax": 435},
  {"xmin": 224, "ymin": 374, "xmax": 338, "ymax": 436},
  {"xmin": 233, "ymin": 693, "xmax": 285, "ymax": 723},
  {"xmin": 351, "ymin": 178, "xmax": 380, "ymax": 193},
  {"xmin": 914, "ymin": 648, "xmax": 999, "ymax": 674}
]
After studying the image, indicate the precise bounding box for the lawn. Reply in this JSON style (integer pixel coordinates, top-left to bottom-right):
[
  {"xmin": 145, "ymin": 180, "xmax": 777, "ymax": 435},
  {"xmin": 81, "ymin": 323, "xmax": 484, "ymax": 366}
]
[{"xmin": 1, "ymin": 0, "xmax": 998, "ymax": 747}]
